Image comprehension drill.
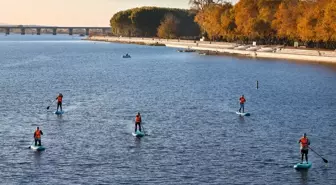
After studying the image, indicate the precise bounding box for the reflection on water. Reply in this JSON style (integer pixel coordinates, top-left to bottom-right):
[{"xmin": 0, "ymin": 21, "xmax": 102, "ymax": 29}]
[
  {"xmin": 238, "ymin": 115, "xmax": 245, "ymax": 123},
  {"xmin": 298, "ymin": 170, "xmax": 309, "ymax": 185},
  {"xmin": 33, "ymin": 150, "xmax": 43, "ymax": 166},
  {"xmin": 134, "ymin": 137, "xmax": 142, "ymax": 149}
]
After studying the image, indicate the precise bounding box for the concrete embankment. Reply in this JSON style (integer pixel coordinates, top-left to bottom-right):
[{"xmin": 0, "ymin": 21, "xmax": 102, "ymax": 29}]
[{"xmin": 86, "ymin": 36, "xmax": 336, "ymax": 64}]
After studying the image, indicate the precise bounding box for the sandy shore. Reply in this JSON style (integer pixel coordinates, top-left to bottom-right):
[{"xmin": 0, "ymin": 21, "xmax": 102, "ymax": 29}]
[{"xmin": 85, "ymin": 36, "xmax": 336, "ymax": 64}]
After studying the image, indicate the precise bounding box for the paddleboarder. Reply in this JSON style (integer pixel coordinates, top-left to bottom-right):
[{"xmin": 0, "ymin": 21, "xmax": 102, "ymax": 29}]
[
  {"xmin": 34, "ymin": 127, "xmax": 43, "ymax": 146},
  {"xmin": 298, "ymin": 133, "xmax": 310, "ymax": 163},
  {"xmin": 135, "ymin": 112, "xmax": 142, "ymax": 133},
  {"xmin": 238, "ymin": 95, "xmax": 246, "ymax": 113},
  {"xmin": 56, "ymin": 93, "xmax": 63, "ymax": 112}
]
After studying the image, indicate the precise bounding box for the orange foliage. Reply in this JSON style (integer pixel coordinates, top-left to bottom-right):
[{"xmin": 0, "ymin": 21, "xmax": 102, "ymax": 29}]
[
  {"xmin": 193, "ymin": 0, "xmax": 336, "ymax": 45},
  {"xmin": 315, "ymin": 0, "xmax": 336, "ymax": 41},
  {"xmin": 272, "ymin": 0, "xmax": 300, "ymax": 40},
  {"xmin": 195, "ymin": 4, "xmax": 232, "ymax": 39}
]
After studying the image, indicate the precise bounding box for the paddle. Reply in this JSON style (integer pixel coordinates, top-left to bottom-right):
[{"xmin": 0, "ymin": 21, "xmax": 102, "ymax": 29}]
[
  {"xmin": 141, "ymin": 124, "xmax": 149, "ymax": 136},
  {"xmin": 46, "ymin": 99, "xmax": 56, "ymax": 110},
  {"xmin": 28, "ymin": 140, "xmax": 35, "ymax": 149},
  {"xmin": 309, "ymin": 146, "xmax": 328, "ymax": 163}
]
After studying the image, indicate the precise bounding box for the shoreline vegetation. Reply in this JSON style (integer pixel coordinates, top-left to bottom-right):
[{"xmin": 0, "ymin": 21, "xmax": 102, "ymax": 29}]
[
  {"xmin": 85, "ymin": 36, "xmax": 336, "ymax": 64},
  {"xmin": 86, "ymin": 0, "xmax": 336, "ymax": 64},
  {"xmin": 108, "ymin": 1, "xmax": 336, "ymax": 50}
]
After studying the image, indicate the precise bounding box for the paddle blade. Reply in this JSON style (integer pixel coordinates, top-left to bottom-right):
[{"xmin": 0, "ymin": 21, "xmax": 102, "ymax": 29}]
[{"xmin": 323, "ymin": 158, "xmax": 328, "ymax": 163}]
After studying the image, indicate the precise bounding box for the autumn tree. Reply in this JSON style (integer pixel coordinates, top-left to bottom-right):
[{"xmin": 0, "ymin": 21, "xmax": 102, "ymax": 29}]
[
  {"xmin": 195, "ymin": 3, "xmax": 233, "ymax": 40},
  {"xmin": 157, "ymin": 14, "xmax": 180, "ymax": 39},
  {"xmin": 219, "ymin": 4, "xmax": 236, "ymax": 41},
  {"xmin": 189, "ymin": 0, "xmax": 225, "ymax": 10},
  {"xmin": 234, "ymin": 0, "xmax": 259, "ymax": 39},
  {"xmin": 315, "ymin": 0, "xmax": 336, "ymax": 42},
  {"xmin": 256, "ymin": 0, "xmax": 281, "ymax": 40},
  {"xmin": 296, "ymin": 1, "xmax": 320, "ymax": 43},
  {"xmin": 272, "ymin": 0, "xmax": 300, "ymax": 41}
]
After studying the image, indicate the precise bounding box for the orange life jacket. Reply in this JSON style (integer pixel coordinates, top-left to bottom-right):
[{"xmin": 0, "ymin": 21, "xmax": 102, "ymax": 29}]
[
  {"xmin": 135, "ymin": 115, "xmax": 141, "ymax": 123},
  {"xmin": 57, "ymin": 96, "xmax": 62, "ymax": 102},
  {"xmin": 240, "ymin": 97, "xmax": 246, "ymax": 104},
  {"xmin": 35, "ymin": 130, "xmax": 41, "ymax": 139},
  {"xmin": 300, "ymin": 137, "xmax": 309, "ymax": 149}
]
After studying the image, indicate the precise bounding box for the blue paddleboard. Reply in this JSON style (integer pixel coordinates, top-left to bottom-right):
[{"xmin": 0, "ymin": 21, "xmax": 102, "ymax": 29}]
[
  {"xmin": 294, "ymin": 161, "xmax": 312, "ymax": 169},
  {"xmin": 236, "ymin": 112, "xmax": 250, "ymax": 116},
  {"xmin": 54, "ymin": 110, "xmax": 64, "ymax": 115},
  {"xmin": 132, "ymin": 131, "xmax": 145, "ymax": 137}
]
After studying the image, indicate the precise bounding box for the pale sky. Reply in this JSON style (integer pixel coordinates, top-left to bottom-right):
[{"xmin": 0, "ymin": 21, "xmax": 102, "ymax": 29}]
[{"xmin": 0, "ymin": 0, "xmax": 191, "ymax": 27}]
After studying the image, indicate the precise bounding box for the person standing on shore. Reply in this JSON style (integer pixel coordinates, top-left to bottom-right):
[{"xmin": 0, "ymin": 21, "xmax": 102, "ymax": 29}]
[
  {"xmin": 56, "ymin": 93, "xmax": 63, "ymax": 112},
  {"xmin": 238, "ymin": 95, "xmax": 246, "ymax": 113},
  {"xmin": 299, "ymin": 133, "xmax": 310, "ymax": 163}
]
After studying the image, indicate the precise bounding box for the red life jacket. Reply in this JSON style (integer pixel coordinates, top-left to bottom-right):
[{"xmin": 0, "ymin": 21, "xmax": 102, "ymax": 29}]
[
  {"xmin": 57, "ymin": 96, "xmax": 62, "ymax": 102},
  {"xmin": 35, "ymin": 130, "xmax": 41, "ymax": 139},
  {"xmin": 300, "ymin": 137, "xmax": 309, "ymax": 149},
  {"xmin": 135, "ymin": 115, "xmax": 141, "ymax": 123}
]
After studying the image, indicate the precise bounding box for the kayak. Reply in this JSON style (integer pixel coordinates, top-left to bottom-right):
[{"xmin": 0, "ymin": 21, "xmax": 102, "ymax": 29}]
[
  {"xmin": 30, "ymin": 145, "xmax": 45, "ymax": 151},
  {"xmin": 236, "ymin": 112, "xmax": 250, "ymax": 116},
  {"xmin": 294, "ymin": 161, "xmax": 312, "ymax": 169},
  {"xmin": 132, "ymin": 131, "xmax": 145, "ymax": 137},
  {"xmin": 54, "ymin": 110, "xmax": 64, "ymax": 115}
]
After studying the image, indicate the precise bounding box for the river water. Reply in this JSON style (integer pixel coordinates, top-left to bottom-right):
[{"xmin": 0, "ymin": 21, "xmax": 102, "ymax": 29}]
[{"xmin": 0, "ymin": 35, "xmax": 335, "ymax": 185}]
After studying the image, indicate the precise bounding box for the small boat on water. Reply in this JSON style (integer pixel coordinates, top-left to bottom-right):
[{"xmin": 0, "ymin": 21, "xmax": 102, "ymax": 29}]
[
  {"xmin": 79, "ymin": 34, "xmax": 85, "ymax": 37},
  {"xmin": 122, "ymin": 54, "xmax": 131, "ymax": 58}
]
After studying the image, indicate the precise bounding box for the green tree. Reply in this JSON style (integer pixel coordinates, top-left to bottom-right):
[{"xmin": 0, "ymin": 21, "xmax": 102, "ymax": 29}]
[{"xmin": 110, "ymin": 7, "xmax": 200, "ymax": 38}]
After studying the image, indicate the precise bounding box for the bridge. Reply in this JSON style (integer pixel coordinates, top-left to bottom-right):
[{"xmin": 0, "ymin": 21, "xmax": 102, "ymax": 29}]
[{"xmin": 0, "ymin": 25, "xmax": 111, "ymax": 35}]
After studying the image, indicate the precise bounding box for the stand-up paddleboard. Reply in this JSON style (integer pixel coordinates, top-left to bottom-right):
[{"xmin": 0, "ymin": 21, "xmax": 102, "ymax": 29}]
[
  {"xmin": 236, "ymin": 112, "xmax": 250, "ymax": 116},
  {"xmin": 132, "ymin": 131, "xmax": 145, "ymax": 137},
  {"xmin": 54, "ymin": 110, "xmax": 64, "ymax": 115},
  {"xmin": 30, "ymin": 145, "xmax": 45, "ymax": 151},
  {"xmin": 294, "ymin": 161, "xmax": 312, "ymax": 169}
]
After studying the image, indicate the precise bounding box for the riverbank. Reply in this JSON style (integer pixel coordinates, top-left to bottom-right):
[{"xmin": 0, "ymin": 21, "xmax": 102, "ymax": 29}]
[{"xmin": 85, "ymin": 36, "xmax": 336, "ymax": 64}]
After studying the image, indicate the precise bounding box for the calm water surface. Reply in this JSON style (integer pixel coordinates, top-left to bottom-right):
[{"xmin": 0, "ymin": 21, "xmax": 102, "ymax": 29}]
[{"xmin": 0, "ymin": 35, "xmax": 336, "ymax": 185}]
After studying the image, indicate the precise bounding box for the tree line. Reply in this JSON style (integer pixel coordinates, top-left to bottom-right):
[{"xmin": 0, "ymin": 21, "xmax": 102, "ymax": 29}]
[
  {"xmin": 109, "ymin": 7, "xmax": 200, "ymax": 39},
  {"xmin": 109, "ymin": 1, "xmax": 336, "ymax": 49},
  {"xmin": 193, "ymin": 0, "xmax": 336, "ymax": 48}
]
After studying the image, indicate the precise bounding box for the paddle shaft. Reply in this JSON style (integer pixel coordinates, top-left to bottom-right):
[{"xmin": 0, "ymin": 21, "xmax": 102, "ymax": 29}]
[
  {"xmin": 46, "ymin": 99, "xmax": 56, "ymax": 110},
  {"xmin": 142, "ymin": 125, "xmax": 145, "ymax": 134},
  {"xmin": 308, "ymin": 146, "xmax": 328, "ymax": 163},
  {"xmin": 28, "ymin": 140, "xmax": 34, "ymax": 148}
]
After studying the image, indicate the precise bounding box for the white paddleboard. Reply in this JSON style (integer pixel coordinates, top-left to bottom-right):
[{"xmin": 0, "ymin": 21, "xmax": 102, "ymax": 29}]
[
  {"xmin": 132, "ymin": 131, "xmax": 145, "ymax": 137},
  {"xmin": 30, "ymin": 145, "xmax": 45, "ymax": 151},
  {"xmin": 236, "ymin": 112, "xmax": 250, "ymax": 116}
]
